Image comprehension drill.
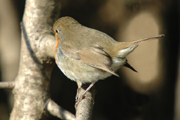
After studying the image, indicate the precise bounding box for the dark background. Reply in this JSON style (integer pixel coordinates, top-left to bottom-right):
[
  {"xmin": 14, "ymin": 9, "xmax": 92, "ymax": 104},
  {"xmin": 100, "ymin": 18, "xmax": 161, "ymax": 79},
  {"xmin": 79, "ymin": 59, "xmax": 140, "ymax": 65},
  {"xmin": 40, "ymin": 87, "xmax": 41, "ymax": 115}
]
[{"xmin": 0, "ymin": 0, "xmax": 179, "ymax": 120}]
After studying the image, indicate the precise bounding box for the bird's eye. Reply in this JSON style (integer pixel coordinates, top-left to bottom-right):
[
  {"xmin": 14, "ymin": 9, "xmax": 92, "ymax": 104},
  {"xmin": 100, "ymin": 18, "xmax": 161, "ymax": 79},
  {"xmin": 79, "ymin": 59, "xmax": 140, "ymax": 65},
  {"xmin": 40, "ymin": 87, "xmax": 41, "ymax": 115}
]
[{"xmin": 55, "ymin": 30, "xmax": 59, "ymax": 33}]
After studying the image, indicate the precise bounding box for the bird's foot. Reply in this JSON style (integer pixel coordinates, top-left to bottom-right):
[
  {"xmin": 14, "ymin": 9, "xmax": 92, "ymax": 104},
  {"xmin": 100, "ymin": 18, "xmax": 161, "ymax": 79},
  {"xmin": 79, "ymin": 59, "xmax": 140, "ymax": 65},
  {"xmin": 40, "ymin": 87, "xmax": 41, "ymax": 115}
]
[
  {"xmin": 75, "ymin": 82, "xmax": 96, "ymax": 108},
  {"xmin": 75, "ymin": 94, "xmax": 95, "ymax": 108}
]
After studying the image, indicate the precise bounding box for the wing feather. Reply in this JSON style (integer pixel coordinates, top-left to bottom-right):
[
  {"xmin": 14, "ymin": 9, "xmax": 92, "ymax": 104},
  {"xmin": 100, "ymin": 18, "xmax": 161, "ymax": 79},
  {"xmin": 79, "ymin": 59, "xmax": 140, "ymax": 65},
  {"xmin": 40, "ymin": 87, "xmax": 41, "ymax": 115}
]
[{"xmin": 61, "ymin": 43, "xmax": 119, "ymax": 77}]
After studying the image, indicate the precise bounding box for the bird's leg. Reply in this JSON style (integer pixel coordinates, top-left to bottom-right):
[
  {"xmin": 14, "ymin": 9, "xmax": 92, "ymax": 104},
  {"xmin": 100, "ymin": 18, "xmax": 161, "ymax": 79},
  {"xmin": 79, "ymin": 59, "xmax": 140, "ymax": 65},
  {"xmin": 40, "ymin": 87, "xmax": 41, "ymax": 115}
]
[
  {"xmin": 75, "ymin": 81, "xmax": 96, "ymax": 108},
  {"xmin": 75, "ymin": 84, "xmax": 88, "ymax": 100}
]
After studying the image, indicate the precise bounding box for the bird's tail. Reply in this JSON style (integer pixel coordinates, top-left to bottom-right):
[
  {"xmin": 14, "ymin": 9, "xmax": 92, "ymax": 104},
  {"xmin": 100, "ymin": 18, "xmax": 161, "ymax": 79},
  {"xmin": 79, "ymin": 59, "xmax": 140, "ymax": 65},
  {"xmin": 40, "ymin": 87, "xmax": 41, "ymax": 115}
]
[{"xmin": 114, "ymin": 34, "xmax": 164, "ymax": 58}]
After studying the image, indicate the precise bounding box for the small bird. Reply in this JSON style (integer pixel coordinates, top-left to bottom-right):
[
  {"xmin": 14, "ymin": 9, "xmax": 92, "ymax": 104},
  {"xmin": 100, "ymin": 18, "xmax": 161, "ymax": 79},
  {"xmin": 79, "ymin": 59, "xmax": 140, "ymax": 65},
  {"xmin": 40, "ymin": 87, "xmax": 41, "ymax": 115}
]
[{"xmin": 53, "ymin": 16, "xmax": 164, "ymax": 105}]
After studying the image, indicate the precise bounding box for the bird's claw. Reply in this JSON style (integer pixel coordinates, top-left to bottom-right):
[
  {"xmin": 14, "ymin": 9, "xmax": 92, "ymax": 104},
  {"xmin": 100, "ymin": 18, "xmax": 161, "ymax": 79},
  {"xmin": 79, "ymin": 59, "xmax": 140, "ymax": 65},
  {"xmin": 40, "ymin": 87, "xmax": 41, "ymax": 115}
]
[{"xmin": 75, "ymin": 95, "xmax": 94, "ymax": 108}]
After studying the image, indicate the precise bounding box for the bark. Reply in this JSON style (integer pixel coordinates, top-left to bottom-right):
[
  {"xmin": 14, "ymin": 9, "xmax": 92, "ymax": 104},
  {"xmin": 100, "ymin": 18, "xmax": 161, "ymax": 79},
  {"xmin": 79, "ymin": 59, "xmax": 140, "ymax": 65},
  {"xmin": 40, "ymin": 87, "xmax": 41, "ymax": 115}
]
[
  {"xmin": 9, "ymin": 0, "xmax": 66, "ymax": 119},
  {"xmin": 47, "ymin": 99, "xmax": 75, "ymax": 120},
  {"xmin": 0, "ymin": 82, "xmax": 14, "ymax": 89},
  {"xmin": 75, "ymin": 83, "xmax": 95, "ymax": 120},
  {"xmin": 7, "ymin": 0, "xmax": 94, "ymax": 119}
]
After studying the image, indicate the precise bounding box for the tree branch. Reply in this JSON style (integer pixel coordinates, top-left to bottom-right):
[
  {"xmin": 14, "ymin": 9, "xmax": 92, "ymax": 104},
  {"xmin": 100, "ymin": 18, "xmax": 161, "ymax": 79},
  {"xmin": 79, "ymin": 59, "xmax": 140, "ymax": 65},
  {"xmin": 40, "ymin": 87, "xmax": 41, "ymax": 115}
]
[
  {"xmin": 47, "ymin": 99, "xmax": 75, "ymax": 120},
  {"xmin": 39, "ymin": 34, "xmax": 56, "ymax": 58},
  {"xmin": 75, "ymin": 83, "xmax": 95, "ymax": 120},
  {"xmin": 9, "ymin": 0, "xmax": 95, "ymax": 119},
  {"xmin": 10, "ymin": 0, "xmax": 61, "ymax": 119},
  {"xmin": 0, "ymin": 81, "xmax": 14, "ymax": 89}
]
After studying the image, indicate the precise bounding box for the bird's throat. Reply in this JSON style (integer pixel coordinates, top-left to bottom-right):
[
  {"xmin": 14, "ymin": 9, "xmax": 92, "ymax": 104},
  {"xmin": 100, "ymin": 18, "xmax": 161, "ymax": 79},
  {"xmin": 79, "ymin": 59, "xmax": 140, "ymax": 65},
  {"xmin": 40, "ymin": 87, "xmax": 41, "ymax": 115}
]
[
  {"xmin": 55, "ymin": 38, "xmax": 61, "ymax": 62},
  {"xmin": 55, "ymin": 39, "xmax": 60, "ymax": 53}
]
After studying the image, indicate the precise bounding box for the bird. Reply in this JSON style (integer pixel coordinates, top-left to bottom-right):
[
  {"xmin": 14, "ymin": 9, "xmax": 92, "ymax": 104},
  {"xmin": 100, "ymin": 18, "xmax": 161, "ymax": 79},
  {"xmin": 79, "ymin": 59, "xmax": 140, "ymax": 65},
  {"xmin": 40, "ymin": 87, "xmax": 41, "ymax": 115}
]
[{"xmin": 53, "ymin": 16, "xmax": 164, "ymax": 106}]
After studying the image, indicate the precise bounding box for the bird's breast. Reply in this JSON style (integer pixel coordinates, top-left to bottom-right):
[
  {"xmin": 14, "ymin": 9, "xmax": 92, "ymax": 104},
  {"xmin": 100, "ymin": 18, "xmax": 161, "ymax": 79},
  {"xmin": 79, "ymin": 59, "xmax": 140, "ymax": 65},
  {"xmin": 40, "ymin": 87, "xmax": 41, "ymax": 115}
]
[{"xmin": 56, "ymin": 45, "xmax": 113, "ymax": 83}]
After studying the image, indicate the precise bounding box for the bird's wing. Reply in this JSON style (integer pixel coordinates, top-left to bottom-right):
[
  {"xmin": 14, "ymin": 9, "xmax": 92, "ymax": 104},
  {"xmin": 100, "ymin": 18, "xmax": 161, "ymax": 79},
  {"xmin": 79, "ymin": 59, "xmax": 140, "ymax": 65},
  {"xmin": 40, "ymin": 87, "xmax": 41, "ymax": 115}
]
[{"xmin": 61, "ymin": 43, "xmax": 119, "ymax": 77}]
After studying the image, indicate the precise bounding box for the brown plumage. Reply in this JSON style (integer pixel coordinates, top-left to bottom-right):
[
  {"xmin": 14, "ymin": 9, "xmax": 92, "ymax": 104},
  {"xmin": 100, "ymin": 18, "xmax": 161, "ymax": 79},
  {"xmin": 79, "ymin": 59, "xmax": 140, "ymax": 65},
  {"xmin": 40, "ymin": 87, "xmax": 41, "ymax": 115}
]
[{"xmin": 53, "ymin": 16, "xmax": 164, "ymax": 105}]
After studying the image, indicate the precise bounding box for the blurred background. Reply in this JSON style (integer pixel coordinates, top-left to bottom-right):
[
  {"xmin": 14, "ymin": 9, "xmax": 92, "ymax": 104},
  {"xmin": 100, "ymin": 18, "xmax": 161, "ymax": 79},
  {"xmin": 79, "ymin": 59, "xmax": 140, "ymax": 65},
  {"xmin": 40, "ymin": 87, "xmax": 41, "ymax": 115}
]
[{"xmin": 0, "ymin": 0, "xmax": 179, "ymax": 120}]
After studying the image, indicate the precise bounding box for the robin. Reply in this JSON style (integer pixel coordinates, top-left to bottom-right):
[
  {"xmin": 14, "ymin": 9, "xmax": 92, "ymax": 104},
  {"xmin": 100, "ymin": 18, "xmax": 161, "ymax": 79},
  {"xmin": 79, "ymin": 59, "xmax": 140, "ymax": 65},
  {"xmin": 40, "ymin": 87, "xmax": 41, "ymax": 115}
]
[{"xmin": 53, "ymin": 16, "xmax": 164, "ymax": 106}]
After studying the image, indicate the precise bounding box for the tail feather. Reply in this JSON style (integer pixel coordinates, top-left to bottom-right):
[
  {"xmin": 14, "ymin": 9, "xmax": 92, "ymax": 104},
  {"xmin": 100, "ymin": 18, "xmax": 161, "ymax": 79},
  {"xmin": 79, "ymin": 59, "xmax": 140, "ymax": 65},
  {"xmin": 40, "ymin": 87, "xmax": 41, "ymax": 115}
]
[
  {"xmin": 124, "ymin": 60, "xmax": 137, "ymax": 72},
  {"xmin": 114, "ymin": 34, "xmax": 164, "ymax": 58},
  {"xmin": 129, "ymin": 34, "xmax": 165, "ymax": 45}
]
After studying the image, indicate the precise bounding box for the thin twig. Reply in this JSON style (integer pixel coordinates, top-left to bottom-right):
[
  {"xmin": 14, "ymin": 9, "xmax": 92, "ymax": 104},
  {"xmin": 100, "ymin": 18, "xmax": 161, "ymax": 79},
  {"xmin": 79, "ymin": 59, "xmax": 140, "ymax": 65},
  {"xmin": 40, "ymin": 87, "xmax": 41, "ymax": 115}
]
[
  {"xmin": 47, "ymin": 99, "xmax": 75, "ymax": 120},
  {"xmin": 0, "ymin": 81, "xmax": 15, "ymax": 89}
]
